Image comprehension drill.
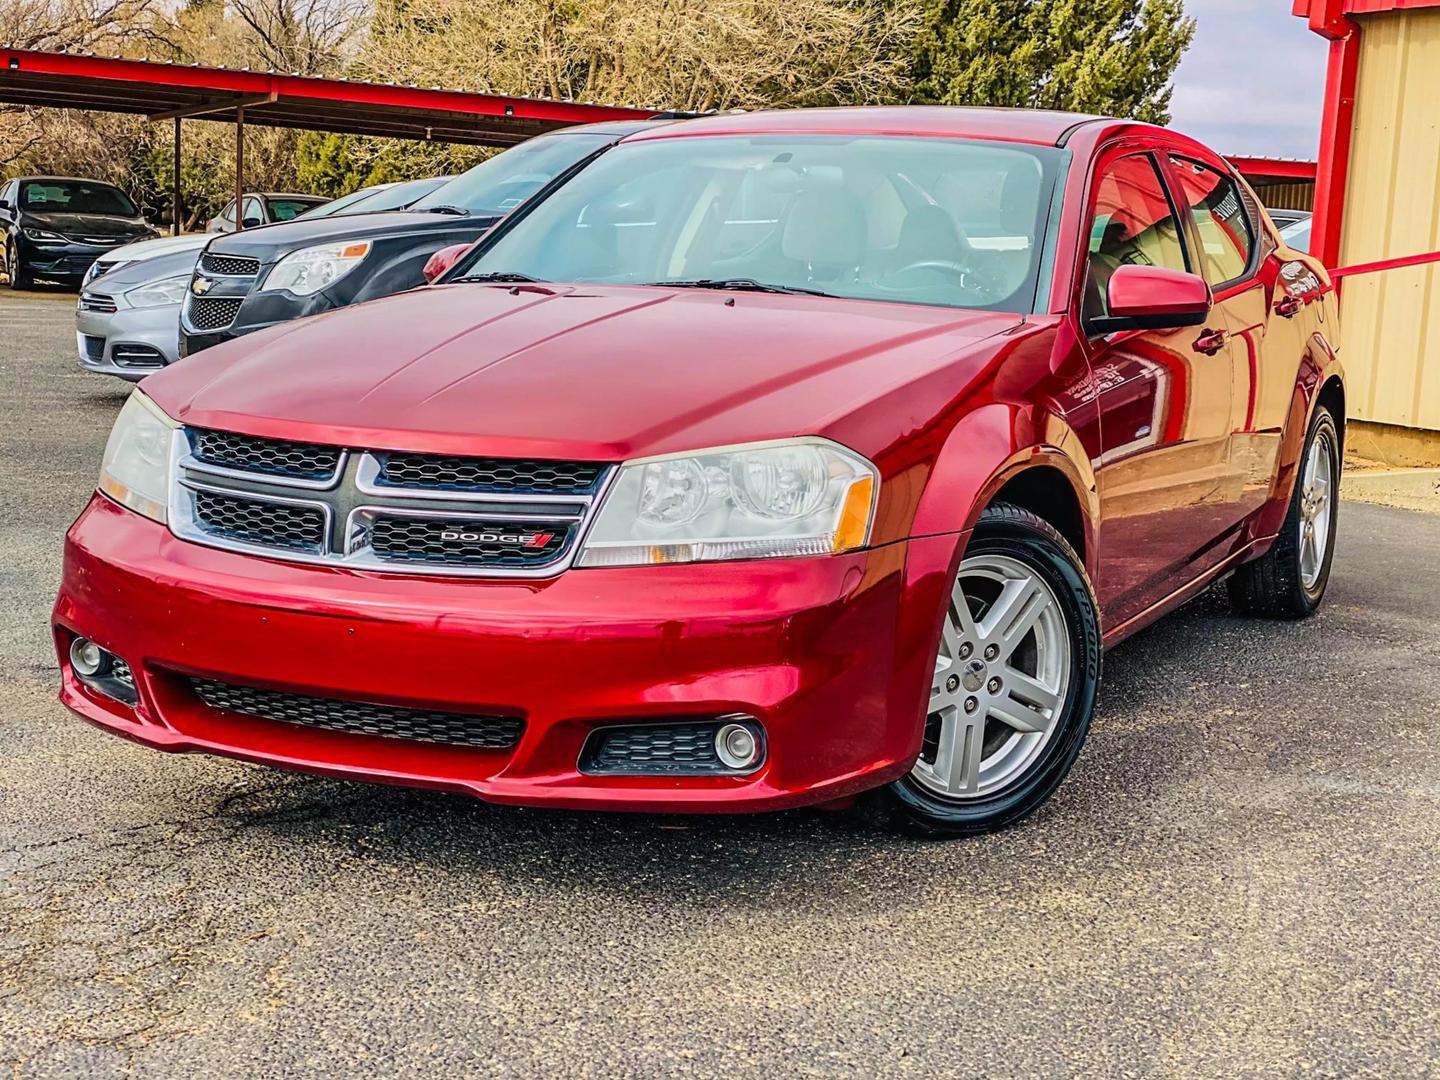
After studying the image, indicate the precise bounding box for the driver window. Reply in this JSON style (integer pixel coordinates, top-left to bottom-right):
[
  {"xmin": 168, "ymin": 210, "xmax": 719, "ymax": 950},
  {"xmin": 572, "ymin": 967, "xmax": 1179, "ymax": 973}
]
[{"xmin": 1085, "ymin": 154, "xmax": 1188, "ymax": 322}]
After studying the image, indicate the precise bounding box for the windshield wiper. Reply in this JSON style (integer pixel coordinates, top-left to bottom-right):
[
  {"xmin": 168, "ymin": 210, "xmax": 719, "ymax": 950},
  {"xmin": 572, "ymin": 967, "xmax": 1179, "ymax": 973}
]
[
  {"xmin": 645, "ymin": 277, "xmax": 833, "ymax": 298},
  {"xmin": 452, "ymin": 271, "xmax": 548, "ymax": 284},
  {"xmin": 421, "ymin": 204, "xmax": 470, "ymax": 216}
]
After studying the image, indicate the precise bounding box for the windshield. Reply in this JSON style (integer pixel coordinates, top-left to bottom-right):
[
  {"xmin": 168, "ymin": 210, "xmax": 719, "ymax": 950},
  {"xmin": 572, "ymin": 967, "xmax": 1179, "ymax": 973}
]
[
  {"xmin": 411, "ymin": 133, "xmax": 613, "ymax": 215},
  {"xmin": 459, "ymin": 135, "xmax": 1062, "ymax": 313},
  {"xmin": 20, "ymin": 180, "xmax": 138, "ymax": 217},
  {"xmin": 1279, "ymin": 215, "xmax": 1312, "ymax": 254}
]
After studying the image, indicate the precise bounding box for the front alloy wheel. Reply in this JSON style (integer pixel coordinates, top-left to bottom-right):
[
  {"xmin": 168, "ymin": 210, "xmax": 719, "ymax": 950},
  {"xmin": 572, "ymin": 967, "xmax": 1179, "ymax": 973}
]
[{"xmin": 878, "ymin": 503, "xmax": 1101, "ymax": 836}]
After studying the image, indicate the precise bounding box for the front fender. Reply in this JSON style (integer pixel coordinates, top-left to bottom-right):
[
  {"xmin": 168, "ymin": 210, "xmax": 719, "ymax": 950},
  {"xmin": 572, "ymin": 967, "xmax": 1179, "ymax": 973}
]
[{"xmin": 908, "ymin": 401, "xmax": 1099, "ymax": 576}]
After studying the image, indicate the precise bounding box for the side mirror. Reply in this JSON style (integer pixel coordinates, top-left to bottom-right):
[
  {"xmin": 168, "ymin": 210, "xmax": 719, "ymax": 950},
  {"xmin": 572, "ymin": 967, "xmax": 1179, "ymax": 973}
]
[
  {"xmin": 1087, "ymin": 265, "xmax": 1212, "ymax": 335},
  {"xmin": 241, "ymin": 216, "xmax": 263, "ymax": 229},
  {"xmin": 422, "ymin": 242, "xmax": 471, "ymax": 285},
  {"xmin": 0, "ymin": 198, "xmax": 10, "ymax": 211}
]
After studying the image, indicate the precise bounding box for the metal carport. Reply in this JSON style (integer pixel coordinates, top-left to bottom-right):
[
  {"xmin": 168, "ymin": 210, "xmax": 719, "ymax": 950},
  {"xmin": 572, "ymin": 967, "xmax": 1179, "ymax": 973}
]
[{"xmin": 0, "ymin": 47, "xmax": 661, "ymax": 234}]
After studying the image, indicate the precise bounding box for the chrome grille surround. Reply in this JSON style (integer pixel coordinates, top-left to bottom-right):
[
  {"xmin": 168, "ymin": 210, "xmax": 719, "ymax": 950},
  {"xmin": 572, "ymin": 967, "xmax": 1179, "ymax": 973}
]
[
  {"xmin": 198, "ymin": 252, "xmax": 261, "ymax": 277},
  {"xmin": 168, "ymin": 429, "xmax": 613, "ymax": 578}
]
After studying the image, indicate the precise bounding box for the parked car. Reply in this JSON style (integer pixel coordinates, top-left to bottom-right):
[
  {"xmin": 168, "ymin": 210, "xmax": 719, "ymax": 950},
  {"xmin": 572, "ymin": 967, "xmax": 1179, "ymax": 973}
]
[
  {"xmin": 206, "ymin": 192, "xmax": 328, "ymax": 233},
  {"xmin": 179, "ymin": 120, "xmax": 669, "ymax": 356},
  {"xmin": 81, "ymin": 178, "xmax": 454, "ymax": 289},
  {"xmin": 0, "ymin": 176, "xmax": 160, "ymax": 288},
  {"xmin": 56, "ymin": 107, "xmax": 1344, "ymax": 836},
  {"xmin": 1267, "ymin": 207, "xmax": 1311, "ymax": 230},
  {"xmin": 75, "ymin": 249, "xmax": 198, "ymax": 380},
  {"xmin": 1280, "ymin": 213, "xmax": 1313, "ymax": 253}
]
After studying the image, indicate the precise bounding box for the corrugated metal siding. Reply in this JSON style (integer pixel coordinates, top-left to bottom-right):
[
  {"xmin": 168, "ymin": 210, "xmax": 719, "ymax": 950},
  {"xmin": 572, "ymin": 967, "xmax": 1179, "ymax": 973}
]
[
  {"xmin": 1340, "ymin": 8, "xmax": 1440, "ymax": 430},
  {"xmin": 1251, "ymin": 181, "xmax": 1315, "ymax": 211}
]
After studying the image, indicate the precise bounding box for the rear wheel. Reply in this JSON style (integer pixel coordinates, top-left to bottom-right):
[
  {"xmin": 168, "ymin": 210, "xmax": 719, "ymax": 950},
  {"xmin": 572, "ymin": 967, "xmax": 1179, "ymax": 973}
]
[
  {"xmin": 876, "ymin": 503, "xmax": 1101, "ymax": 836},
  {"xmin": 1229, "ymin": 406, "xmax": 1340, "ymax": 618}
]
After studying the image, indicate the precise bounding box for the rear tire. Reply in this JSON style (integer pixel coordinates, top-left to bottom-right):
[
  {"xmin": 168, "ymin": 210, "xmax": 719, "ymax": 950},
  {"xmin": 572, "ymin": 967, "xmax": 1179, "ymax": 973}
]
[
  {"xmin": 1228, "ymin": 406, "xmax": 1340, "ymax": 618},
  {"xmin": 871, "ymin": 502, "xmax": 1102, "ymax": 837}
]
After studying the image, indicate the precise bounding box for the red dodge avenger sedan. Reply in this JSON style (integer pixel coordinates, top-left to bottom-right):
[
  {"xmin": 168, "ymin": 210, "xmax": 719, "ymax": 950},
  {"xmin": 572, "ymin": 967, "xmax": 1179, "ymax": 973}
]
[{"xmin": 55, "ymin": 108, "xmax": 1343, "ymax": 835}]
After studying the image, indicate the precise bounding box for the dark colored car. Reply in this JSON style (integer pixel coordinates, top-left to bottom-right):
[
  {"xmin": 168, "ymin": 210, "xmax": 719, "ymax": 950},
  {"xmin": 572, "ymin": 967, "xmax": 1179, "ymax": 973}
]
[
  {"xmin": 58, "ymin": 107, "xmax": 1344, "ymax": 836},
  {"xmin": 179, "ymin": 120, "xmax": 667, "ymax": 356},
  {"xmin": 205, "ymin": 192, "xmax": 329, "ymax": 233},
  {"xmin": 0, "ymin": 176, "xmax": 160, "ymax": 288}
]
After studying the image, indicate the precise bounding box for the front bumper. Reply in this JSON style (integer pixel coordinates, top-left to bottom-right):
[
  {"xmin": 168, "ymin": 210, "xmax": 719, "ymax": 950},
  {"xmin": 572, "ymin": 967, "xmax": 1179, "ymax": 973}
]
[
  {"xmin": 54, "ymin": 495, "xmax": 960, "ymax": 812},
  {"xmin": 26, "ymin": 241, "xmax": 130, "ymax": 281},
  {"xmin": 180, "ymin": 285, "xmax": 337, "ymax": 356},
  {"xmin": 76, "ymin": 303, "xmax": 181, "ymax": 381}
]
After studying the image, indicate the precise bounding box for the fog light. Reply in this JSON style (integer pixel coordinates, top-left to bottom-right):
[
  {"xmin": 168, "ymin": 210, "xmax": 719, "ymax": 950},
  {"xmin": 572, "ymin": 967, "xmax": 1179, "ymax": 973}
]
[
  {"xmin": 70, "ymin": 637, "xmax": 107, "ymax": 677},
  {"xmin": 715, "ymin": 722, "xmax": 760, "ymax": 770}
]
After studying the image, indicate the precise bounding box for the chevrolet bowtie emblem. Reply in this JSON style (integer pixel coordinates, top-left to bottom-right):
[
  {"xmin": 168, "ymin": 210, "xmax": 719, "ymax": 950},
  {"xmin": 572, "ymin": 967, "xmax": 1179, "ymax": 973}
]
[{"xmin": 191, "ymin": 276, "xmax": 214, "ymax": 296}]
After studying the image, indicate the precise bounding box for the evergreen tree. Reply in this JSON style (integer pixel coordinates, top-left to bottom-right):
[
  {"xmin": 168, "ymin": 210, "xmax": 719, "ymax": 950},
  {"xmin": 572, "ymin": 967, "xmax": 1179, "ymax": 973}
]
[{"xmin": 910, "ymin": 0, "xmax": 1195, "ymax": 124}]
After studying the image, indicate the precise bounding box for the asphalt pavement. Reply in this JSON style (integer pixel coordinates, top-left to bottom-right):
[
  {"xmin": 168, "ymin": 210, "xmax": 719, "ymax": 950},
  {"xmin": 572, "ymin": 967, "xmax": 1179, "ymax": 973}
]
[{"xmin": 2, "ymin": 290, "xmax": 1438, "ymax": 1078}]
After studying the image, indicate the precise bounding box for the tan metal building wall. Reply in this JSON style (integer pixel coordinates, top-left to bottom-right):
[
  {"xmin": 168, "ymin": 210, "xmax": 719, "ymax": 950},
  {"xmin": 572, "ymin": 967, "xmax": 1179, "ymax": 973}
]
[{"xmin": 1337, "ymin": 8, "xmax": 1440, "ymax": 432}]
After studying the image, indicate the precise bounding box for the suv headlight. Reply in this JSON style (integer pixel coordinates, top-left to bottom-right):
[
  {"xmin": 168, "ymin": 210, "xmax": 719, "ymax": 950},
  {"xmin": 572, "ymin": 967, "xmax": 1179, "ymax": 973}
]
[
  {"xmin": 577, "ymin": 439, "xmax": 878, "ymax": 567},
  {"xmin": 98, "ymin": 391, "xmax": 179, "ymax": 523},
  {"xmin": 260, "ymin": 240, "xmax": 371, "ymax": 296},
  {"xmin": 124, "ymin": 274, "xmax": 190, "ymax": 309}
]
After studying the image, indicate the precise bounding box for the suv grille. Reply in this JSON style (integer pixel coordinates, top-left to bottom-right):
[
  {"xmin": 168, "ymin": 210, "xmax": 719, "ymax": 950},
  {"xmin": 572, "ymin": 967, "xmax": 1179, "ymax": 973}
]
[
  {"xmin": 376, "ymin": 452, "xmax": 605, "ymax": 495},
  {"xmin": 198, "ymin": 252, "xmax": 261, "ymax": 277},
  {"xmin": 367, "ymin": 516, "xmax": 571, "ymax": 568},
  {"xmin": 185, "ymin": 296, "xmax": 243, "ymax": 332},
  {"xmin": 192, "ymin": 429, "xmax": 342, "ymax": 481},
  {"xmin": 192, "ymin": 489, "xmax": 326, "ymax": 551},
  {"xmin": 191, "ymin": 678, "xmax": 524, "ymax": 749}
]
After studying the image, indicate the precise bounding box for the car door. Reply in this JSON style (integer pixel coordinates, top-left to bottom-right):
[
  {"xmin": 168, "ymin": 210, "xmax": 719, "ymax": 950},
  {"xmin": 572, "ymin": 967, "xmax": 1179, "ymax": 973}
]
[
  {"xmin": 1163, "ymin": 153, "xmax": 1277, "ymax": 528},
  {"xmin": 1077, "ymin": 146, "xmax": 1238, "ymax": 629}
]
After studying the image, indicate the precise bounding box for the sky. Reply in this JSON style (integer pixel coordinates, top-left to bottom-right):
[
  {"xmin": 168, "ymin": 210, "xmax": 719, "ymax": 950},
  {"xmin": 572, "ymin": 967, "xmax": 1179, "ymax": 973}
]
[{"xmin": 1169, "ymin": 0, "xmax": 1328, "ymax": 159}]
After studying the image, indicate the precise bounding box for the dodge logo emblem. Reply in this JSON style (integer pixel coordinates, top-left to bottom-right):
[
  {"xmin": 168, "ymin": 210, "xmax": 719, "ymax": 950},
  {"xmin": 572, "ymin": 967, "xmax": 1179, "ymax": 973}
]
[{"xmin": 441, "ymin": 528, "xmax": 554, "ymax": 548}]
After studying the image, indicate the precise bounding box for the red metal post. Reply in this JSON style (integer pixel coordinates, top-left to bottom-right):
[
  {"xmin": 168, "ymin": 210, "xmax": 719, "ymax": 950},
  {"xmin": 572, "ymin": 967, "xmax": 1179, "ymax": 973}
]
[{"xmin": 1312, "ymin": 31, "xmax": 1362, "ymax": 271}]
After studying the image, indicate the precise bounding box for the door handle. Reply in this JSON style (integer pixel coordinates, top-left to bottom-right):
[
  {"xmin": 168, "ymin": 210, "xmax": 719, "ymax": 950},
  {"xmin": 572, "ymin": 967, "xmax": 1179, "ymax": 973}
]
[
  {"xmin": 1193, "ymin": 328, "xmax": 1229, "ymax": 356},
  {"xmin": 1274, "ymin": 295, "xmax": 1303, "ymax": 318}
]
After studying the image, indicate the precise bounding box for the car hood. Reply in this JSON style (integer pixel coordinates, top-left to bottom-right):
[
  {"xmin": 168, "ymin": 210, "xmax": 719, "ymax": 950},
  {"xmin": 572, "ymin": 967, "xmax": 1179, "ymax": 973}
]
[
  {"xmin": 24, "ymin": 211, "xmax": 152, "ymax": 238},
  {"xmin": 90, "ymin": 249, "xmax": 202, "ymax": 294},
  {"xmin": 99, "ymin": 232, "xmax": 209, "ymax": 264},
  {"xmin": 146, "ymin": 283, "xmax": 1020, "ymax": 461},
  {"xmin": 205, "ymin": 210, "xmax": 498, "ymax": 261}
]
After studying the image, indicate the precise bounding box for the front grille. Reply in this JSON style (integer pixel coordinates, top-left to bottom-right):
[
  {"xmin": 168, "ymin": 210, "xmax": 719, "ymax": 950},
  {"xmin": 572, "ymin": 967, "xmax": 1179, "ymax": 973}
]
[
  {"xmin": 376, "ymin": 452, "xmax": 605, "ymax": 495},
  {"xmin": 112, "ymin": 343, "xmax": 165, "ymax": 368},
  {"xmin": 192, "ymin": 489, "xmax": 326, "ymax": 551},
  {"xmin": 192, "ymin": 429, "xmax": 342, "ymax": 481},
  {"xmin": 580, "ymin": 722, "xmax": 763, "ymax": 775},
  {"xmin": 70, "ymin": 234, "xmax": 128, "ymax": 246},
  {"xmin": 81, "ymin": 335, "xmax": 105, "ymax": 362},
  {"xmin": 191, "ymin": 678, "xmax": 524, "ymax": 749},
  {"xmin": 79, "ymin": 293, "xmax": 117, "ymax": 314},
  {"xmin": 185, "ymin": 296, "xmax": 243, "ymax": 332},
  {"xmin": 199, "ymin": 252, "xmax": 261, "ymax": 277},
  {"xmin": 367, "ymin": 516, "xmax": 571, "ymax": 568}
]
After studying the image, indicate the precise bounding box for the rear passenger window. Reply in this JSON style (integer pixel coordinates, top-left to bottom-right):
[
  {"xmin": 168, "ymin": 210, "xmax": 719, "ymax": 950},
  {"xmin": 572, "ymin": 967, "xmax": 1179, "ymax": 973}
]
[
  {"xmin": 1084, "ymin": 154, "xmax": 1188, "ymax": 321},
  {"xmin": 1168, "ymin": 157, "xmax": 1254, "ymax": 285}
]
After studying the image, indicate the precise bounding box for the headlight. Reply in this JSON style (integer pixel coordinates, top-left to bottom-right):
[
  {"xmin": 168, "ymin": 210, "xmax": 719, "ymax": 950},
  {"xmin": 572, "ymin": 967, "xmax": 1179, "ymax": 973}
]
[
  {"xmin": 124, "ymin": 274, "xmax": 190, "ymax": 309},
  {"xmin": 23, "ymin": 228, "xmax": 63, "ymax": 242},
  {"xmin": 577, "ymin": 438, "xmax": 878, "ymax": 567},
  {"xmin": 98, "ymin": 391, "xmax": 179, "ymax": 523},
  {"xmin": 260, "ymin": 240, "xmax": 371, "ymax": 296}
]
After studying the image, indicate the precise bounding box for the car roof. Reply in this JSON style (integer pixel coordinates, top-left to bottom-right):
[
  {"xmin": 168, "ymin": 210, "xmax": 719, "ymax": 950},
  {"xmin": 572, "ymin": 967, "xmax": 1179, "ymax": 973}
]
[
  {"xmin": 12, "ymin": 175, "xmax": 127, "ymax": 186},
  {"xmin": 619, "ymin": 107, "xmax": 1116, "ymax": 147}
]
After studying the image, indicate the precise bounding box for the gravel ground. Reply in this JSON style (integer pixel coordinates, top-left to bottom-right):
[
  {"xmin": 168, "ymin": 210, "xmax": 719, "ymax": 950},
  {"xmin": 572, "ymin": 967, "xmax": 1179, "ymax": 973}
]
[{"xmin": 2, "ymin": 290, "xmax": 1438, "ymax": 1079}]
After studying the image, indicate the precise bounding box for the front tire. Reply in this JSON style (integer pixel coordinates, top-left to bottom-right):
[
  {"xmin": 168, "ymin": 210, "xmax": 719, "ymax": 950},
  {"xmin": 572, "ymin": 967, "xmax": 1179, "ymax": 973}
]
[
  {"xmin": 4, "ymin": 240, "xmax": 31, "ymax": 290},
  {"xmin": 875, "ymin": 503, "xmax": 1102, "ymax": 837},
  {"xmin": 1228, "ymin": 405, "xmax": 1340, "ymax": 618}
]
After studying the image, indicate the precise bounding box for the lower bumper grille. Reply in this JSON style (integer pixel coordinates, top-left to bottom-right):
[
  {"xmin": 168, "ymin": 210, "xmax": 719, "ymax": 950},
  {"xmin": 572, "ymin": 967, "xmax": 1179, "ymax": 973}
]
[
  {"xmin": 185, "ymin": 296, "xmax": 243, "ymax": 332},
  {"xmin": 191, "ymin": 678, "xmax": 524, "ymax": 749},
  {"xmin": 81, "ymin": 335, "xmax": 105, "ymax": 362},
  {"xmin": 112, "ymin": 343, "xmax": 166, "ymax": 368},
  {"xmin": 580, "ymin": 720, "xmax": 765, "ymax": 776}
]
